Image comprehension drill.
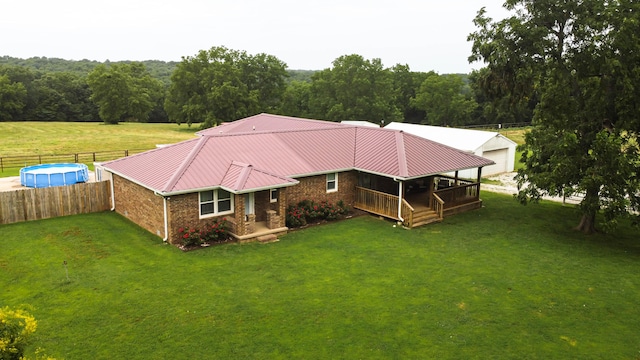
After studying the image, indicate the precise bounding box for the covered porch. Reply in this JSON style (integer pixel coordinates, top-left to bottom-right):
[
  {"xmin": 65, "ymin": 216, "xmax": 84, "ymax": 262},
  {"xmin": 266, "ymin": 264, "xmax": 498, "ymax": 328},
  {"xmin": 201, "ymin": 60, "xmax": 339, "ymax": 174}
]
[{"xmin": 353, "ymin": 171, "xmax": 483, "ymax": 228}]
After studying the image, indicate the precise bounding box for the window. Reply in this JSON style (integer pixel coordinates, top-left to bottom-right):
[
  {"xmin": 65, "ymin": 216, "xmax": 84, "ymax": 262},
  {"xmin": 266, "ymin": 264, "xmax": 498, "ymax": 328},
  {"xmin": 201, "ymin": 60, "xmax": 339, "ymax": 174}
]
[
  {"xmin": 326, "ymin": 173, "xmax": 338, "ymax": 192},
  {"xmin": 270, "ymin": 189, "xmax": 278, "ymax": 203},
  {"xmin": 200, "ymin": 189, "xmax": 234, "ymax": 217}
]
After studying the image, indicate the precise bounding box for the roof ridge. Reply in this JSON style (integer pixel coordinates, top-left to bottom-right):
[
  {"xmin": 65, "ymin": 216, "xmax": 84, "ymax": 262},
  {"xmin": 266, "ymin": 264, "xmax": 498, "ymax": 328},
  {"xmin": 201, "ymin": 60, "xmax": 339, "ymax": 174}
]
[
  {"xmin": 395, "ymin": 131, "xmax": 409, "ymax": 177},
  {"xmin": 203, "ymin": 125, "xmax": 354, "ymax": 138},
  {"xmin": 233, "ymin": 162, "xmax": 253, "ymax": 191},
  {"xmin": 162, "ymin": 136, "xmax": 209, "ymax": 192}
]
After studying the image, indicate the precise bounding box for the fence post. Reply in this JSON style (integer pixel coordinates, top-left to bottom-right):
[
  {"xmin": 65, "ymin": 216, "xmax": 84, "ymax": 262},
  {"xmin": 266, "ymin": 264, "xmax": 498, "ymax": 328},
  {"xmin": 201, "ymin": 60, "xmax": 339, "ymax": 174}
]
[{"xmin": 125, "ymin": 150, "xmax": 129, "ymax": 157}]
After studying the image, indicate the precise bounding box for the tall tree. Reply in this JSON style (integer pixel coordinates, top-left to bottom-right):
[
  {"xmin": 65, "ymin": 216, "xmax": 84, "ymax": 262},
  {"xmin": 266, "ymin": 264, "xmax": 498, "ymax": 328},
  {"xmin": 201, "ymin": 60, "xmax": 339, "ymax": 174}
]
[
  {"xmin": 469, "ymin": 0, "xmax": 640, "ymax": 233},
  {"xmin": 165, "ymin": 46, "xmax": 288, "ymax": 128},
  {"xmin": 390, "ymin": 64, "xmax": 428, "ymax": 124},
  {"xmin": 0, "ymin": 65, "xmax": 37, "ymax": 120},
  {"xmin": 0, "ymin": 74, "xmax": 27, "ymax": 121},
  {"xmin": 308, "ymin": 54, "xmax": 401, "ymax": 122},
  {"xmin": 87, "ymin": 63, "xmax": 163, "ymax": 124},
  {"xmin": 277, "ymin": 80, "xmax": 312, "ymax": 118},
  {"xmin": 468, "ymin": 67, "xmax": 535, "ymax": 126},
  {"xmin": 31, "ymin": 72, "xmax": 99, "ymax": 121},
  {"xmin": 411, "ymin": 73, "xmax": 478, "ymax": 126}
]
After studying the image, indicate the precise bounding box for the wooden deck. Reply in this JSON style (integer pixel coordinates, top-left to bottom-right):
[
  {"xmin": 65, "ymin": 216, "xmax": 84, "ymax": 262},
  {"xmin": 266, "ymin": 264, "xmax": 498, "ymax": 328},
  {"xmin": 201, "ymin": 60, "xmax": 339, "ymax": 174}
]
[{"xmin": 354, "ymin": 183, "xmax": 481, "ymax": 228}]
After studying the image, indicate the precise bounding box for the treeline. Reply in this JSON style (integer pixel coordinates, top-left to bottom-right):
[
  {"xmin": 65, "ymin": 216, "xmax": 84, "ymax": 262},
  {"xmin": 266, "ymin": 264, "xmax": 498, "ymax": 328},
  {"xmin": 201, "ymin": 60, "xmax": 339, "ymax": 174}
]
[{"xmin": 0, "ymin": 49, "xmax": 532, "ymax": 127}]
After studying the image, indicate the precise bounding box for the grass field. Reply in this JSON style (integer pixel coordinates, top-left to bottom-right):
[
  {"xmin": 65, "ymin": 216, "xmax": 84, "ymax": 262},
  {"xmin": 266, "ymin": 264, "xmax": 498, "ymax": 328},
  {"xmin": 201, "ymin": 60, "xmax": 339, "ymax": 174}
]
[
  {"xmin": 0, "ymin": 122, "xmax": 200, "ymax": 156},
  {"xmin": 2, "ymin": 192, "xmax": 639, "ymax": 359},
  {"xmin": 0, "ymin": 122, "xmax": 200, "ymax": 176}
]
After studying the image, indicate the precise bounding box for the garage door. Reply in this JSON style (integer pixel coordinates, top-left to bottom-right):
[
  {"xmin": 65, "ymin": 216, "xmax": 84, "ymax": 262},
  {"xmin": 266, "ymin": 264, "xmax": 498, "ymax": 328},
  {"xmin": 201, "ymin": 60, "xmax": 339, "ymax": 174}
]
[{"xmin": 481, "ymin": 149, "xmax": 509, "ymax": 176}]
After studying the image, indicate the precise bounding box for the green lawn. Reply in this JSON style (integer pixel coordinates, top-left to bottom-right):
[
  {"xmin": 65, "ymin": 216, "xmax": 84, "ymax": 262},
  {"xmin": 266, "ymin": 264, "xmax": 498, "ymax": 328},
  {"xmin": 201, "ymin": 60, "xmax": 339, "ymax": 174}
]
[{"xmin": 1, "ymin": 192, "xmax": 639, "ymax": 359}]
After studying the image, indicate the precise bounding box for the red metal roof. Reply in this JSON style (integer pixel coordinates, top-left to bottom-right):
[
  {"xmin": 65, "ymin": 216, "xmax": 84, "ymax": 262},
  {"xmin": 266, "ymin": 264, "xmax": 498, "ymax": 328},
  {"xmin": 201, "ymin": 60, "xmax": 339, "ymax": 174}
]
[
  {"xmin": 103, "ymin": 114, "xmax": 494, "ymax": 194},
  {"xmin": 197, "ymin": 113, "xmax": 345, "ymax": 135}
]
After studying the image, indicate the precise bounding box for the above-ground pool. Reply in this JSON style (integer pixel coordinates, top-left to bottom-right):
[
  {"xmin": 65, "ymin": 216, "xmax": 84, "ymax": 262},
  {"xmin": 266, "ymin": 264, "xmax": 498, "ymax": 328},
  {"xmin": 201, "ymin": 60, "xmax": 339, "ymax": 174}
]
[{"xmin": 20, "ymin": 163, "xmax": 89, "ymax": 188}]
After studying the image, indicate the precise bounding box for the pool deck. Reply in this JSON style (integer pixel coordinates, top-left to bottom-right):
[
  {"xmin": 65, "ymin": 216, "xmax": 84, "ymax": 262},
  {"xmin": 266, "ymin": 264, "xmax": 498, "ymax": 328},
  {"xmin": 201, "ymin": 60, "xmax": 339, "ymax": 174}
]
[{"xmin": 0, "ymin": 171, "xmax": 96, "ymax": 192}]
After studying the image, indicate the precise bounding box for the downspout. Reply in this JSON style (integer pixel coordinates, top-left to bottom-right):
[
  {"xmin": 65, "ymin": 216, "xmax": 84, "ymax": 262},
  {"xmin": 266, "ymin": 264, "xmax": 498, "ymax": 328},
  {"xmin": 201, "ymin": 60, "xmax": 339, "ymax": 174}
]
[
  {"xmin": 153, "ymin": 191, "xmax": 169, "ymax": 242},
  {"xmin": 109, "ymin": 174, "xmax": 116, "ymax": 211},
  {"xmin": 162, "ymin": 196, "xmax": 169, "ymax": 242},
  {"xmin": 394, "ymin": 178, "xmax": 404, "ymax": 222}
]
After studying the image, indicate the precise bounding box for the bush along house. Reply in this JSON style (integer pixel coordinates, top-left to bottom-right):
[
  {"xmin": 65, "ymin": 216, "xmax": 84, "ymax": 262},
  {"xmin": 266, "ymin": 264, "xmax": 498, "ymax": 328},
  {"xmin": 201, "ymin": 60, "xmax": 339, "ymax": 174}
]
[{"xmin": 97, "ymin": 114, "xmax": 494, "ymax": 246}]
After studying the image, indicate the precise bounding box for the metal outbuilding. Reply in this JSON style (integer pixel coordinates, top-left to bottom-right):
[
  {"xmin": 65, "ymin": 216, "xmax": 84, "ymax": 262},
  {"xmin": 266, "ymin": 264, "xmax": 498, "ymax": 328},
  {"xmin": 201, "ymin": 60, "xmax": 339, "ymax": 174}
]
[{"xmin": 385, "ymin": 122, "xmax": 517, "ymax": 178}]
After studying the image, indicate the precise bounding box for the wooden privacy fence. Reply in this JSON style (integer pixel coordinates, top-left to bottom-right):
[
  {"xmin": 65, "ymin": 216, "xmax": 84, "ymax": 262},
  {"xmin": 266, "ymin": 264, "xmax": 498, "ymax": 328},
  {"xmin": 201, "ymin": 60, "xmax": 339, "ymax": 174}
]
[{"xmin": 0, "ymin": 181, "xmax": 111, "ymax": 225}]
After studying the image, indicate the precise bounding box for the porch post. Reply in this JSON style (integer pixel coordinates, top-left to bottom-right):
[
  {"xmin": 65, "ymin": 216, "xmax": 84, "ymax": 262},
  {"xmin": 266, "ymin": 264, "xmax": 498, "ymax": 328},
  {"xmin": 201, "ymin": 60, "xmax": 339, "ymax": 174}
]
[
  {"xmin": 477, "ymin": 167, "xmax": 483, "ymax": 197},
  {"xmin": 455, "ymin": 171, "xmax": 459, "ymax": 186},
  {"xmin": 427, "ymin": 176, "xmax": 434, "ymax": 207},
  {"xmin": 397, "ymin": 180, "xmax": 403, "ymax": 220}
]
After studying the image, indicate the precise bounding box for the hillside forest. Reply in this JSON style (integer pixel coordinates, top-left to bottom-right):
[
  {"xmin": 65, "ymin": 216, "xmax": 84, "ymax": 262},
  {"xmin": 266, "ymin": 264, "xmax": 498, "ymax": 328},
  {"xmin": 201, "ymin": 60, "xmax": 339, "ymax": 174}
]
[{"xmin": 0, "ymin": 48, "xmax": 532, "ymax": 128}]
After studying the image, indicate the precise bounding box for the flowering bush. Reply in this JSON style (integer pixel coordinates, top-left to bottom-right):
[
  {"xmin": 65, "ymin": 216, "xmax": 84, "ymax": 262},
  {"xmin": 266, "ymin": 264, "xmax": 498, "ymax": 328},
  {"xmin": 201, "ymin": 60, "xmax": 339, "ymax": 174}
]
[
  {"xmin": 286, "ymin": 199, "xmax": 350, "ymax": 228},
  {"xmin": 179, "ymin": 227, "xmax": 202, "ymax": 247},
  {"xmin": 0, "ymin": 306, "xmax": 38, "ymax": 359},
  {"xmin": 286, "ymin": 205, "xmax": 307, "ymax": 228},
  {"xmin": 178, "ymin": 218, "xmax": 229, "ymax": 247}
]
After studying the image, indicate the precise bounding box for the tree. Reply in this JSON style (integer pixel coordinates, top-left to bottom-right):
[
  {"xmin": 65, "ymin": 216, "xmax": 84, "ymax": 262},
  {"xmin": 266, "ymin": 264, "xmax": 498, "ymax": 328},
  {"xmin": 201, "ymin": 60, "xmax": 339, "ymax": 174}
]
[
  {"xmin": 277, "ymin": 80, "xmax": 312, "ymax": 118},
  {"xmin": 308, "ymin": 54, "xmax": 402, "ymax": 122},
  {"xmin": 468, "ymin": 67, "xmax": 535, "ymax": 126},
  {"xmin": 411, "ymin": 73, "xmax": 478, "ymax": 126},
  {"xmin": 390, "ymin": 64, "xmax": 428, "ymax": 124},
  {"xmin": 165, "ymin": 46, "xmax": 288, "ymax": 128},
  {"xmin": 0, "ymin": 65, "xmax": 36, "ymax": 120},
  {"xmin": 87, "ymin": 62, "xmax": 163, "ymax": 124},
  {"xmin": 31, "ymin": 72, "xmax": 99, "ymax": 121},
  {"xmin": 469, "ymin": 0, "xmax": 640, "ymax": 233},
  {"xmin": 0, "ymin": 74, "xmax": 27, "ymax": 121}
]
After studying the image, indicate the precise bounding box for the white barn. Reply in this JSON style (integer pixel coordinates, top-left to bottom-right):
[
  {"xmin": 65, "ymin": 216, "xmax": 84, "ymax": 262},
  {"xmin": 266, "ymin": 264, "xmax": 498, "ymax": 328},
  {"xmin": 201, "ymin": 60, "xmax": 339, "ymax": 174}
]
[
  {"xmin": 340, "ymin": 120, "xmax": 381, "ymax": 128},
  {"xmin": 385, "ymin": 122, "xmax": 517, "ymax": 178}
]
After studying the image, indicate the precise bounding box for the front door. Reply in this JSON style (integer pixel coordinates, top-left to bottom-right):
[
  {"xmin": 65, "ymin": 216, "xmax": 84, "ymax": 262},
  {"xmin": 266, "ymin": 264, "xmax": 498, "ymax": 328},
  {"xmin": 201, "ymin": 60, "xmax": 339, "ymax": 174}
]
[{"xmin": 244, "ymin": 192, "xmax": 255, "ymax": 216}]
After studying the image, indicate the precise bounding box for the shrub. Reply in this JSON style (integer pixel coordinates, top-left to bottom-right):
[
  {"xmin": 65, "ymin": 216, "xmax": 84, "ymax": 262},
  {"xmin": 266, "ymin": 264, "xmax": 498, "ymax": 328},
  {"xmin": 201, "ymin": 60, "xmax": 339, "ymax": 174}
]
[
  {"xmin": 286, "ymin": 199, "xmax": 350, "ymax": 228},
  {"xmin": 201, "ymin": 218, "xmax": 230, "ymax": 243},
  {"xmin": 286, "ymin": 205, "xmax": 307, "ymax": 228},
  {"xmin": 179, "ymin": 227, "xmax": 202, "ymax": 247},
  {"xmin": 0, "ymin": 306, "xmax": 37, "ymax": 360},
  {"xmin": 178, "ymin": 218, "xmax": 229, "ymax": 247}
]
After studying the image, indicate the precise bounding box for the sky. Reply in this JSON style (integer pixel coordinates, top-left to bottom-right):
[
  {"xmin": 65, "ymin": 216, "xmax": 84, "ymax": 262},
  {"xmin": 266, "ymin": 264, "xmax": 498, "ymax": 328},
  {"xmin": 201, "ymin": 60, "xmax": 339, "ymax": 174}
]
[{"xmin": 2, "ymin": 0, "xmax": 511, "ymax": 74}]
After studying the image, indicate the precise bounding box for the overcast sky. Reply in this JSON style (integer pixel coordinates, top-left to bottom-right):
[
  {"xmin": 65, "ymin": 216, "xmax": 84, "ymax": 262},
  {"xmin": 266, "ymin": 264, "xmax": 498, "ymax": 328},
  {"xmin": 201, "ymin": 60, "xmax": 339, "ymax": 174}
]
[{"xmin": 2, "ymin": 0, "xmax": 510, "ymax": 73}]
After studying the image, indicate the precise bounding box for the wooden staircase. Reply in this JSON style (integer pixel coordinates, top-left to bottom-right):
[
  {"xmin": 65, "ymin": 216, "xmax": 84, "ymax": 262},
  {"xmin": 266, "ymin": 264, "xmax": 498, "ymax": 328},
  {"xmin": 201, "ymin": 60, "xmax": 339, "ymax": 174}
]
[{"xmin": 410, "ymin": 208, "xmax": 442, "ymax": 228}]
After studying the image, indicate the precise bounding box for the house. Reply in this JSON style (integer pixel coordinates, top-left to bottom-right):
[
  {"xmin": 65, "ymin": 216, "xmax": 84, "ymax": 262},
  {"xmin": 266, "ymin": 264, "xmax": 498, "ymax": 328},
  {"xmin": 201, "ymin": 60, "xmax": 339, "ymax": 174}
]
[
  {"xmin": 384, "ymin": 122, "xmax": 517, "ymax": 178},
  {"xmin": 98, "ymin": 114, "xmax": 494, "ymax": 245}
]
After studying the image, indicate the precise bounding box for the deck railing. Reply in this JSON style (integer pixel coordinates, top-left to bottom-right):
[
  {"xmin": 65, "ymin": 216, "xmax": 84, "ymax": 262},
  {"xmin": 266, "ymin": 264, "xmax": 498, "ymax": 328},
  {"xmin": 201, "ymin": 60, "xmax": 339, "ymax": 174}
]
[
  {"xmin": 356, "ymin": 183, "xmax": 480, "ymax": 224},
  {"xmin": 355, "ymin": 186, "xmax": 400, "ymax": 220},
  {"xmin": 432, "ymin": 193, "xmax": 444, "ymax": 219},
  {"xmin": 401, "ymin": 199, "xmax": 414, "ymax": 226},
  {"xmin": 434, "ymin": 183, "xmax": 480, "ymax": 209}
]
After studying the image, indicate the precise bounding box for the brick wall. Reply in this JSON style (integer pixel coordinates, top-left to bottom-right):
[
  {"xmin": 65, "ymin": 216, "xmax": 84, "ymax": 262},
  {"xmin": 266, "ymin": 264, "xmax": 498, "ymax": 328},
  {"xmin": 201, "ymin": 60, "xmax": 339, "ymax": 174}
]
[
  {"xmin": 114, "ymin": 171, "xmax": 356, "ymax": 244},
  {"xmin": 167, "ymin": 192, "xmax": 240, "ymax": 244},
  {"xmin": 287, "ymin": 171, "xmax": 358, "ymax": 208},
  {"xmin": 113, "ymin": 175, "xmax": 165, "ymax": 239}
]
